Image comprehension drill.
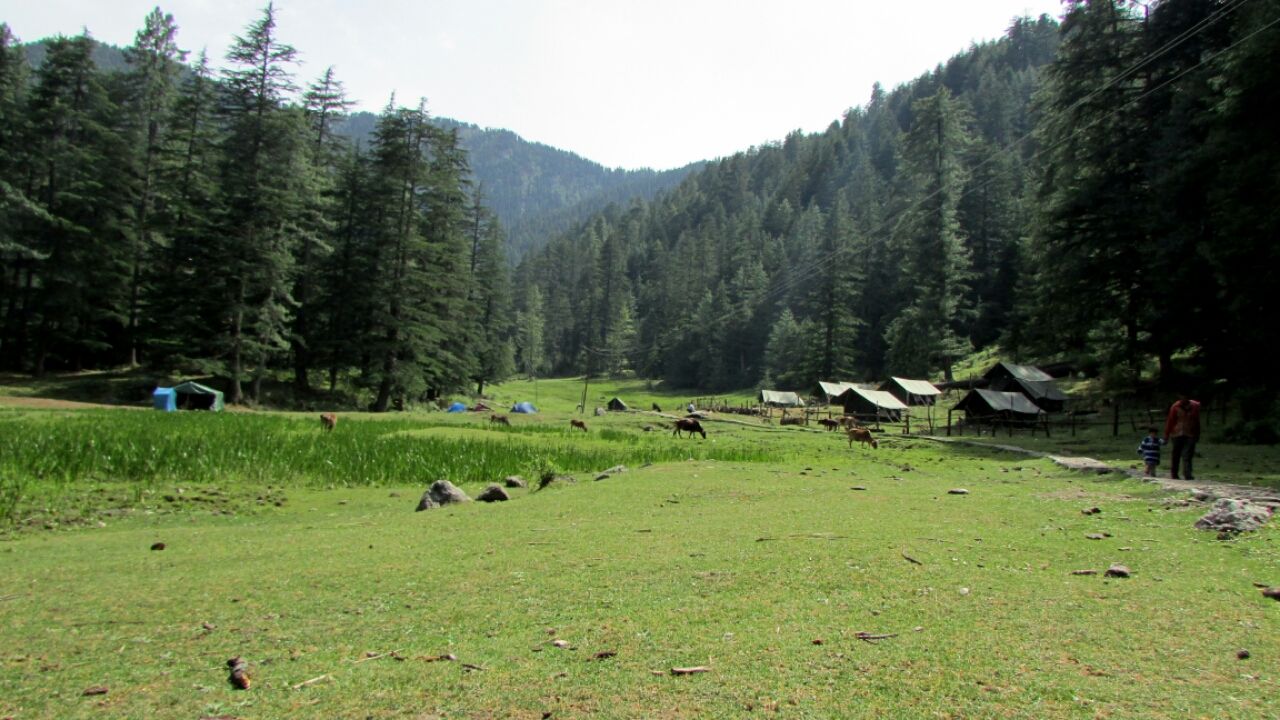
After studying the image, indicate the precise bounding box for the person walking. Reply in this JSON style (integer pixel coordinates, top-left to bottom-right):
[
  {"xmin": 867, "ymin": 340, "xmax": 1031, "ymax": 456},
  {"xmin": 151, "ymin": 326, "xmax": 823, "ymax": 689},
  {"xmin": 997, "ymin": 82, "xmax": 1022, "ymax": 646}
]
[
  {"xmin": 1163, "ymin": 392, "xmax": 1201, "ymax": 480},
  {"xmin": 1138, "ymin": 427, "xmax": 1164, "ymax": 477}
]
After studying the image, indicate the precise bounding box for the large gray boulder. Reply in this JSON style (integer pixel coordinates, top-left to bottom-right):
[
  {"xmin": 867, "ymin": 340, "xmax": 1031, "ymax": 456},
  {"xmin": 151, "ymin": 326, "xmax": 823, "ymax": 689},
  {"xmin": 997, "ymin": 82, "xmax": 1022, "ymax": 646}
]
[
  {"xmin": 416, "ymin": 480, "xmax": 471, "ymax": 511},
  {"xmin": 504, "ymin": 475, "xmax": 527, "ymax": 488},
  {"xmin": 1195, "ymin": 498, "xmax": 1273, "ymax": 534}
]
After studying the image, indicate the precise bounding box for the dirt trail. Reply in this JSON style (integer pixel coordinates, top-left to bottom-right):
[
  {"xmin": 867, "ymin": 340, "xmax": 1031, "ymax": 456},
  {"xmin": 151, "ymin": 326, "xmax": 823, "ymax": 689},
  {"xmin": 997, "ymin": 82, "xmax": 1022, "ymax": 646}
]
[{"xmin": 924, "ymin": 436, "xmax": 1280, "ymax": 509}]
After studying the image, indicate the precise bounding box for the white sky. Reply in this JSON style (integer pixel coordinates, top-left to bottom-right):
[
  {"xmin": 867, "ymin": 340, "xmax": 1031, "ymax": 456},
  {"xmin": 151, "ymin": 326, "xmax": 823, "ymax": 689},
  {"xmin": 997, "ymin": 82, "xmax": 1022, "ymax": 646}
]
[{"xmin": 3, "ymin": 0, "xmax": 1064, "ymax": 170}]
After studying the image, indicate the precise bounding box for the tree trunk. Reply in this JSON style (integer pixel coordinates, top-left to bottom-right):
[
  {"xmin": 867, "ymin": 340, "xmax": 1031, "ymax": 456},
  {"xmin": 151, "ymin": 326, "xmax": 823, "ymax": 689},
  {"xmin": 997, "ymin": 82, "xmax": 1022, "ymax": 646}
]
[{"xmin": 229, "ymin": 305, "xmax": 244, "ymax": 404}]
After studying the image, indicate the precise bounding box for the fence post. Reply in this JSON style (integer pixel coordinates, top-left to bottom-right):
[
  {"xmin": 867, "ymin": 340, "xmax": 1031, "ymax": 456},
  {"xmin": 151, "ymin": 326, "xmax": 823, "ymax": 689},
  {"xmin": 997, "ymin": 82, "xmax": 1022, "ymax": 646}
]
[
  {"xmin": 1112, "ymin": 399, "xmax": 1120, "ymax": 438},
  {"xmin": 947, "ymin": 409, "xmax": 953, "ymax": 437}
]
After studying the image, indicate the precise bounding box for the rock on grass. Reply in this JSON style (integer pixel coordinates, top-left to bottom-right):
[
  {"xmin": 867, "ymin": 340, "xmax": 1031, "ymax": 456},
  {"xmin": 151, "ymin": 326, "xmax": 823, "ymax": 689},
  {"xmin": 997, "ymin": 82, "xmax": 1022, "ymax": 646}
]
[{"xmin": 416, "ymin": 480, "xmax": 471, "ymax": 511}]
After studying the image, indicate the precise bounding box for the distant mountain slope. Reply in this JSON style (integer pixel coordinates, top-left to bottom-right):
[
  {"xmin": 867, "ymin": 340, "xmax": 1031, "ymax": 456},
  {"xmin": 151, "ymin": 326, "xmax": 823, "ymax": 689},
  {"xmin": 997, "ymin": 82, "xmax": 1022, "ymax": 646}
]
[
  {"xmin": 20, "ymin": 38, "xmax": 695, "ymax": 260},
  {"xmin": 335, "ymin": 112, "xmax": 700, "ymax": 258}
]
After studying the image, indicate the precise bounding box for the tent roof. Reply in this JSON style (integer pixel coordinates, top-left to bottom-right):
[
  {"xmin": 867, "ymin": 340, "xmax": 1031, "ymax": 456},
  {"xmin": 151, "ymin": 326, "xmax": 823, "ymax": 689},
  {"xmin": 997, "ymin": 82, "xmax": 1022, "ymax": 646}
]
[
  {"xmin": 964, "ymin": 389, "xmax": 1043, "ymax": 415},
  {"xmin": 1016, "ymin": 378, "xmax": 1068, "ymax": 401},
  {"xmin": 817, "ymin": 381, "xmax": 860, "ymax": 400},
  {"xmin": 985, "ymin": 361, "xmax": 1053, "ymax": 383},
  {"xmin": 838, "ymin": 387, "xmax": 908, "ymax": 411},
  {"xmin": 172, "ymin": 381, "xmax": 221, "ymax": 395},
  {"xmin": 607, "ymin": 397, "xmax": 628, "ymax": 409},
  {"xmin": 885, "ymin": 377, "xmax": 941, "ymax": 397},
  {"xmin": 759, "ymin": 390, "xmax": 804, "ymax": 407}
]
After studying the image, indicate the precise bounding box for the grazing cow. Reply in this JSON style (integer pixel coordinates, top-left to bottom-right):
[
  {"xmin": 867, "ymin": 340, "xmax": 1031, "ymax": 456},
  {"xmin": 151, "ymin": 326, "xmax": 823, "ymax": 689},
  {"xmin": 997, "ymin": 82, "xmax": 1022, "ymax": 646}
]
[
  {"xmin": 570, "ymin": 419, "xmax": 589, "ymax": 432},
  {"xmin": 489, "ymin": 414, "xmax": 511, "ymax": 426},
  {"xmin": 818, "ymin": 418, "xmax": 840, "ymax": 431},
  {"xmin": 673, "ymin": 418, "xmax": 707, "ymax": 439},
  {"xmin": 846, "ymin": 426, "xmax": 879, "ymax": 449},
  {"xmin": 320, "ymin": 413, "xmax": 337, "ymax": 431}
]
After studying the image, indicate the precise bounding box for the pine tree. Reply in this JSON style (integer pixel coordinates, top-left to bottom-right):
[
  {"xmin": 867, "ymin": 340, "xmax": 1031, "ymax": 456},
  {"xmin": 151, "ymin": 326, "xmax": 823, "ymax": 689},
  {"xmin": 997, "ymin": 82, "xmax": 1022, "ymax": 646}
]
[
  {"xmin": 886, "ymin": 87, "xmax": 974, "ymax": 380},
  {"xmin": 122, "ymin": 7, "xmax": 186, "ymax": 367},
  {"xmin": 213, "ymin": 3, "xmax": 304, "ymax": 403}
]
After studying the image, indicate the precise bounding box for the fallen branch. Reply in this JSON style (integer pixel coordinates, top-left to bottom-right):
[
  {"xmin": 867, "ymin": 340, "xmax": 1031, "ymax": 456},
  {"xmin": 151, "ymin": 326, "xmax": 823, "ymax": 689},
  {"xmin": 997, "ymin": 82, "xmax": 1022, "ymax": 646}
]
[
  {"xmin": 292, "ymin": 674, "xmax": 330, "ymax": 690},
  {"xmin": 855, "ymin": 632, "xmax": 898, "ymax": 643},
  {"xmin": 671, "ymin": 666, "xmax": 710, "ymax": 675},
  {"xmin": 353, "ymin": 649, "xmax": 403, "ymax": 665},
  {"xmin": 462, "ymin": 663, "xmax": 486, "ymax": 671},
  {"xmin": 901, "ymin": 550, "xmax": 923, "ymax": 566}
]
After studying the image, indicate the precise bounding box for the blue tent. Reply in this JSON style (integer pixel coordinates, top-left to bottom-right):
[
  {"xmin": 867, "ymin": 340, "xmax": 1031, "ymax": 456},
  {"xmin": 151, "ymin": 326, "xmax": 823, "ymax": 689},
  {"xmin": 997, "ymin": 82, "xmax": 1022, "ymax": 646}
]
[
  {"xmin": 152, "ymin": 387, "xmax": 176, "ymax": 412},
  {"xmin": 447, "ymin": 402, "xmax": 467, "ymax": 413},
  {"xmin": 511, "ymin": 401, "xmax": 537, "ymax": 414}
]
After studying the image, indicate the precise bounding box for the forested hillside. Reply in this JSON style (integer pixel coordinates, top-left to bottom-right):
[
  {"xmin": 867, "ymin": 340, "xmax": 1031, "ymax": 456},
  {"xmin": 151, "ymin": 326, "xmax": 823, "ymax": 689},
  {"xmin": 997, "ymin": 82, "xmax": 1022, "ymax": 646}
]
[
  {"xmin": 0, "ymin": 8, "xmax": 513, "ymax": 407},
  {"xmin": 513, "ymin": 0, "xmax": 1280, "ymax": 427},
  {"xmin": 324, "ymin": 114, "xmax": 700, "ymax": 260}
]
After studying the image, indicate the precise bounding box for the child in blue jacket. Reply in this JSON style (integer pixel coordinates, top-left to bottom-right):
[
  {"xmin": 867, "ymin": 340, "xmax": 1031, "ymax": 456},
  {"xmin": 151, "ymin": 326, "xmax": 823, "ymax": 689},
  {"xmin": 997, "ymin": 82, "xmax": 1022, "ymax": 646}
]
[{"xmin": 1138, "ymin": 427, "xmax": 1164, "ymax": 477}]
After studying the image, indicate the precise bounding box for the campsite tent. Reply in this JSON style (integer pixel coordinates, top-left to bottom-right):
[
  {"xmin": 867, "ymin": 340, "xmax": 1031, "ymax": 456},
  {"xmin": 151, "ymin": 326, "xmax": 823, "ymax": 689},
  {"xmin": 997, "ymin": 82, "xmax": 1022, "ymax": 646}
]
[
  {"xmin": 835, "ymin": 387, "xmax": 908, "ymax": 422},
  {"xmin": 511, "ymin": 401, "xmax": 538, "ymax": 414},
  {"xmin": 879, "ymin": 377, "xmax": 942, "ymax": 407},
  {"xmin": 152, "ymin": 387, "xmax": 176, "ymax": 411},
  {"xmin": 759, "ymin": 390, "xmax": 805, "ymax": 408},
  {"xmin": 606, "ymin": 397, "xmax": 629, "ymax": 412},
  {"xmin": 815, "ymin": 381, "xmax": 861, "ymax": 405},
  {"xmin": 447, "ymin": 402, "xmax": 467, "ymax": 413},
  {"xmin": 983, "ymin": 362, "xmax": 1067, "ymax": 411},
  {"xmin": 172, "ymin": 381, "xmax": 224, "ymax": 411},
  {"xmin": 955, "ymin": 389, "xmax": 1043, "ymax": 420}
]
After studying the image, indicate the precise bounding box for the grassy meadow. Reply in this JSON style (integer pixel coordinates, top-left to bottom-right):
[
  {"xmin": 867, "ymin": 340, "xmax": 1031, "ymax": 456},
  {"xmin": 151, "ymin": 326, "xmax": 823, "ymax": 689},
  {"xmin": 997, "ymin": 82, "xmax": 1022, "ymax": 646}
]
[{"xmin": 2, "ymin": 378, "xmax": 1279, "ymax": 718}]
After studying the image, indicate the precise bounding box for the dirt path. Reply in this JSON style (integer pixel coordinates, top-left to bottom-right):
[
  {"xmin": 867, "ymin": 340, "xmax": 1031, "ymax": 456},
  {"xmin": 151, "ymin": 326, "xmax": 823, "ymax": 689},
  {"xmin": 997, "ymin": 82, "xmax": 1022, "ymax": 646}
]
[{"xmin": 923, "ymin": 435, "xmax": 1280, "ymax": 509}]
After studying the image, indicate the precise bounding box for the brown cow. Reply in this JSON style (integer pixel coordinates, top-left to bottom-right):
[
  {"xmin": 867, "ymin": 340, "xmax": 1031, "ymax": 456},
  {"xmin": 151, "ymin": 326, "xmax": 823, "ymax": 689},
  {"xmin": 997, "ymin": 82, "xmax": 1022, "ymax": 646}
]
[
  {"xmin": 846, "ymin": 426, "xmax": 878, "ymax": 449},
  {"xmin": 673, "ymin": 418, "xmax": 707, "ymax": 438},
  {"xmin": 489, "ymin": 414, "xmax": 511, "ymax": 426},
  {"xmin": 817, "ymin": 418, "xmax": 840, "ymax": 431},
  {"xmin": 570, "ymin": 419, "xmax": 588, "ymax": 432},
  {"xmin": 320, "ymin": 413, "xmax": 337, "ymax": 431}
]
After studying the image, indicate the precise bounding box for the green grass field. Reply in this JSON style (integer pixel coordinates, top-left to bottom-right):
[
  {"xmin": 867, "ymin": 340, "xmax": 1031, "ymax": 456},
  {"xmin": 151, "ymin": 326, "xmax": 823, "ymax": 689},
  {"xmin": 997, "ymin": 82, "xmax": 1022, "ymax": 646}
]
[{"xmin": 2, "ymin": 378, "xmax": 1278, "ymax": 718}]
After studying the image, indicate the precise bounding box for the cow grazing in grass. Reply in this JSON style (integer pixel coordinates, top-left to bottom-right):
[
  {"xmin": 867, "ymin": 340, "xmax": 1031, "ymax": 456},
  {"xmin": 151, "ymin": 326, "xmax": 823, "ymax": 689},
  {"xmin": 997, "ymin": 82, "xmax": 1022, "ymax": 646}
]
[
  {"xmin": 846, "ymin": 426, "xmax": 878, "ymax": 449},
  {"xmin": 570, "ymin": 419, "xmax": 588, "ymax": 432},
  {"xmin": 818, "ymin": 418, "xmax": 840, "ymax": 431},
  {"xmin": 673, "ymin": 418, "xmax": 706, "ymax": 439},
  {"xmin": 320, "ymin": 413, "xmax": 337, "ymax": 431},
  {"xmin": 489, "ymin": 414, "xmax": 510, "ymax": 426}
]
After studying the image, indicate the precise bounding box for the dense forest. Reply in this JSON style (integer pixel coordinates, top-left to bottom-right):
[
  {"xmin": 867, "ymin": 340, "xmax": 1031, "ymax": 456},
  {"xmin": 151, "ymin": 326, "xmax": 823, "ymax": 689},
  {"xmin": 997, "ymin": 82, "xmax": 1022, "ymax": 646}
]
[
  {"xmin": 0, "ymin": 6, "xmax": 513, "ymax": 407},
  {"xmin": 2, "ymin": 0, "xmax": 1278, "ymax": 430},
  {"xmin": 513, "ymin": 0, "xmax": 1280, "ymax": 427}
]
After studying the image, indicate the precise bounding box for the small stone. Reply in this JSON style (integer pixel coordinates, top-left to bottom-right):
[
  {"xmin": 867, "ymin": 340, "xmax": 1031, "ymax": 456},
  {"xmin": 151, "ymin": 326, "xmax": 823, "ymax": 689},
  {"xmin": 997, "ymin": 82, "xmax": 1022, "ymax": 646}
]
[
  {"xmin": 958, "ymin": 587, "xmax": 970, "ymax": 596},
  {"xmin": 81, "ymin": 686, "xmax": 109, "ymax": 696},
  {"xmin": 551, "ymin": 639, "xmax": 570, "ymax": 649},
  {"xmin": 1085, "ymin": 533, "xmax": 1111, "ymax": 540},
  {"xmin": 811, "ymin": 638, "xmax": 824, "ymax": 645},
  {"xmin": 948, "ymin": 489, "xmax": 969, "ymax": 495},
  {"xmin": 851, "ymin": 486, "xmax": 867, "ymax": 491},
  {"xmin": 1237, "ymin": 649, "xmax": 1251, "ymax": 660},
  {"xmin": 913, "ymin": 626, "xmax": 924, "ymax": 632},
  {"xmin": 1261, "ymin": 587, "xmax": 1280, "ymax": 601},
  {"xmin": 1071, "ymin": 570, "xmax": 1098, "ymax": 575},
  {"xmin": 1082, "ymin": 507, "xmax": 1101, "ymax": 515},
  {"xmin": 416, "ymin": 480, "xmax": 470, "ymax": 511},
  {"xmin": 1104, "ymin": 564, "xmax": 1132, "ymax": 578},
  {"xmin": 150, "ymin": 542, "xmax": 166, "ymax": 551},
  {"xmin": 504, "ymin": 475, "xmax": 527, "ymax": 488}
]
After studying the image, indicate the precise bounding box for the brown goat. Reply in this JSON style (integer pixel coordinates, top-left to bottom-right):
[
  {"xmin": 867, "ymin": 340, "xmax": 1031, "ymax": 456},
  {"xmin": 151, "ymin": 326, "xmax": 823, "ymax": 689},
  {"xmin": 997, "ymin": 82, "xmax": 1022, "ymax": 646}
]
[
  {"xmin": 570, "ymin": 419, "xmax": 588, "ymax": 432},
  {"xmin": 320, "ymin": 413, "xmax": 337, "ymax": 431},
  {"xmin": 817, "ymin": 418, "xmax": 840, "ymax": 431},
  {"xmin": 489, "ymin": 413, "xmax": 511, "ymax": 426},
  {"xmin": 673, "ymin": 418, "xmax": 707, "ymax": 439},
  {"xmin": 846, "ymin": 426, "xmax": 879, "ymax": 449}
]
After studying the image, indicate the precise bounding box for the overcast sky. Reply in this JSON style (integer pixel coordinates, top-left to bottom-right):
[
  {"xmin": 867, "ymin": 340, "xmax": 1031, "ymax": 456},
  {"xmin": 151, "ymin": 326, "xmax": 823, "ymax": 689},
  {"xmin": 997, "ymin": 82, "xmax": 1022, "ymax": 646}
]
[{"xmin": 4, "ymin": 1, "xmax": 1065, "ymax": 170}]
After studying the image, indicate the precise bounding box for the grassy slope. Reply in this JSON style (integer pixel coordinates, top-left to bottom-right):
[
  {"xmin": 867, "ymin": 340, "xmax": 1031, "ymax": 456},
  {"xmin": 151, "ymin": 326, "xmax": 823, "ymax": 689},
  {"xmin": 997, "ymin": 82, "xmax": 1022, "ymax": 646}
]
[{"xmin": 2, "ymin": 394, "xmax": 1279, "ymax": 718}]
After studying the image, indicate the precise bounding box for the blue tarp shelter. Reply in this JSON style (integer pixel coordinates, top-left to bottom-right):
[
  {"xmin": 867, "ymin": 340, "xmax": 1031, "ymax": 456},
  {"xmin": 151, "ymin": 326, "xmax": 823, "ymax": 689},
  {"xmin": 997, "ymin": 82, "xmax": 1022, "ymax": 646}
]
[
  {"xmin": 153, "ymin": 387, "xmax": 176, "ymax": 412},
  {"xmin": 511, "ymin": 401, "xmax": 537, "ymax": 414},
  {"xmin": 447, "ymin": 402, "xmax": 467, "ymax": 413}
]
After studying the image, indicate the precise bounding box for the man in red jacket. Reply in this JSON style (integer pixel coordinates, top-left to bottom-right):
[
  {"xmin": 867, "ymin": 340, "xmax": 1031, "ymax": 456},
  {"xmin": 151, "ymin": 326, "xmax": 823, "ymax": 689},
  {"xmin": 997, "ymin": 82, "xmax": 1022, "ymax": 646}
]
[{"xmin": 1163, "ymin": 393, "xmax": 1201, "ymax": 480}]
